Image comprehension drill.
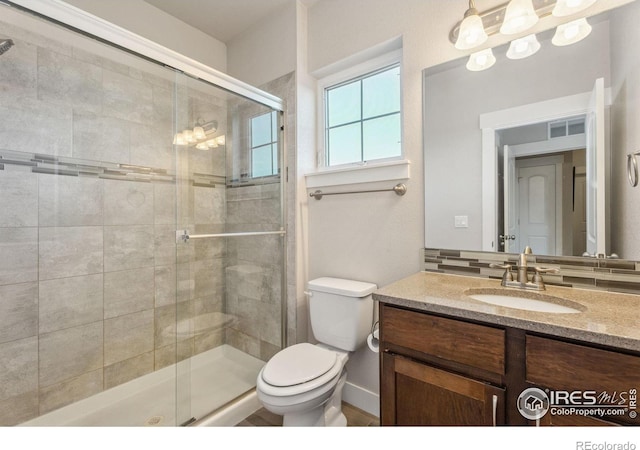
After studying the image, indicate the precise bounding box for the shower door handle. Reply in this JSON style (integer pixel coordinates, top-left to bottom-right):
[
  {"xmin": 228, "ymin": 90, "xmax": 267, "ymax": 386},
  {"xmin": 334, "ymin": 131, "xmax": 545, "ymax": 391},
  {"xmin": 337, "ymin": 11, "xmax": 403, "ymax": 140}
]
[{"xmin": 176, "ymin": 229, "xmax": 285, "ymax": 243}]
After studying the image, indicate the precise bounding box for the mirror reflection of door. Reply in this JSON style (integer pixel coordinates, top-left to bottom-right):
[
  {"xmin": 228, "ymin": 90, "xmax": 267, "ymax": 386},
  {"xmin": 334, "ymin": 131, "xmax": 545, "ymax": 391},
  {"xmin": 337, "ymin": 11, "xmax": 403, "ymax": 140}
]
[
  {"xmin": 500, "ymin": 128, "xmax": 588, "ymax": 256},
  {"xmin": 516, "ymin": 160, "xmax": 558, "ymax": 256}
]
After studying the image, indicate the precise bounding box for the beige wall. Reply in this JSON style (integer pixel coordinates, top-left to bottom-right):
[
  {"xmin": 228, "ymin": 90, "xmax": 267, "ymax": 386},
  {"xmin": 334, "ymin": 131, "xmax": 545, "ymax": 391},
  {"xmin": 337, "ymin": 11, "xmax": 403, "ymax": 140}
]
[{"xmin": 62, "ymin": 0, "xmax": 227, "ymax": 71}]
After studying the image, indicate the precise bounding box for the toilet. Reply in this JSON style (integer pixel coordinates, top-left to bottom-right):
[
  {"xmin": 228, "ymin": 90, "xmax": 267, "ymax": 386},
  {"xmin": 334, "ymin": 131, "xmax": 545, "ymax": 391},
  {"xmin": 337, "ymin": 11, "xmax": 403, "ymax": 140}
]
[{"xmin": 256, "ymin": 277, "xmax": 376, "ymax": 426}]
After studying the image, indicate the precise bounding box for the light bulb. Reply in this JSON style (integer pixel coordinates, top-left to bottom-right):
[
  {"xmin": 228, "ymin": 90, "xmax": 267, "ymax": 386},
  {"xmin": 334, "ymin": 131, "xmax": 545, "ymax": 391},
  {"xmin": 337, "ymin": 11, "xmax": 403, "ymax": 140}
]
[
  {"xmin": 206, "ymin": 139, "xmax": 218, "ymax": 149},
  {"xmin": 183, "ymin": 129, "xmax": 195, "ymax": 143},
  {"xmin": 455, "ymin": 3, "xmax": 488, "ymax": 50},
  {"xmin": 552, "ymin": 18, "xmax": 592, "ymax": 46},
  {"xmin": 500, "ymin": 0, "xmax": 539, "ymax": 35},
  {"xmin": 193, "ymin": 126, "xmax": 206, "ymax": 140},
  {"xmin": 173, "ymin": 133, "xmax": 186, "ymax": 146},
  {"xmin": 466, "ymin": 48, "xmax": 496, "ymax": 71},
  {"xmin": 506, "ymin": 34, "xmax": 541, "ymax": 59},
  {"xmin": 196, "ymin": 142, "xmax": 209, "ymax": 150}
]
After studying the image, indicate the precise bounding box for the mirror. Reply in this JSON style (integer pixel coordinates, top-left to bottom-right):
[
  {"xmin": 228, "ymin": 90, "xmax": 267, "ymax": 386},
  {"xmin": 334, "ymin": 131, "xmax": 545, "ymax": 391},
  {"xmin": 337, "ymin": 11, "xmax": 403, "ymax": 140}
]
[{"xmin": 423, "ymin": 0, "xmax": 640, "ymax": 260}]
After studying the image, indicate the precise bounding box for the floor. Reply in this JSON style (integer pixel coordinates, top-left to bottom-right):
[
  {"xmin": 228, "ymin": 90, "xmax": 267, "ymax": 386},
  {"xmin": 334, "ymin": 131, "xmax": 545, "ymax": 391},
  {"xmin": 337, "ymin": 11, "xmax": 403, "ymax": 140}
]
[{"xmin": 237, "ymin": 402, "xmax": 380, "ymax": 427}]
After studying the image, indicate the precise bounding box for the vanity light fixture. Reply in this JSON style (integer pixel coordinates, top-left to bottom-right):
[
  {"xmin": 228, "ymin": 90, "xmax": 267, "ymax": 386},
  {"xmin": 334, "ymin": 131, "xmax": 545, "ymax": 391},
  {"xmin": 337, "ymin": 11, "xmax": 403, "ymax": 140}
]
[
  {"xmin": 506, "ymin": 33, "xmax": 541, "ymax": 59},
  {"xmin": 451, "ymin": 0, "xmax": 599, "ymax": 72},
  {"xmin": 455, "ymin": 0, "xmax": 489, "ymax": 50},
  {"xmin": 552, "ymin": 17, "xmax": 592, "ymax": 46},
  {"xmin": 466, "ymin": 48, "xmax": 496, "ymax": 71},
  {"xmin": 552, "ymin": 0, "xmax": 598, "ymax": 17},
  {"xmin": 500, "ymin": 0, "xmax": 539, "ymax": 35},
  {"xmin": 173, "ymin": 120, "xmax": 224, "ymax": 149}
]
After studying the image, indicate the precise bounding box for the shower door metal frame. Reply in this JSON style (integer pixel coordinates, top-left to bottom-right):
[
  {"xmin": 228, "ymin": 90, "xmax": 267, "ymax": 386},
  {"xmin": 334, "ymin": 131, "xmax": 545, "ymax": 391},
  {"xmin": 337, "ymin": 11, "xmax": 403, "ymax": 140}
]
[{"xmin": 5, "ymin": 0, "xmax": 284, "ymax": 111}]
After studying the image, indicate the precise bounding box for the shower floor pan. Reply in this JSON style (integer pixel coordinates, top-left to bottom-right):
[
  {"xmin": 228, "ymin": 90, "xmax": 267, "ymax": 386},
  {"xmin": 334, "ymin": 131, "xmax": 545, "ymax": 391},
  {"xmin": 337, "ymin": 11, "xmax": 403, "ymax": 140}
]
[{"xmin": 21, "ymin": 345, "xmax": 265, "ymax": 426}]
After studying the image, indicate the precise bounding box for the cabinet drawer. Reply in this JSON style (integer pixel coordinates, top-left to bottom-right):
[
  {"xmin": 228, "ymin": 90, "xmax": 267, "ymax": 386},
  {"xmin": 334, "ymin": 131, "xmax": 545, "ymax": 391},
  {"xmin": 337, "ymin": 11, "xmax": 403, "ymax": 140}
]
[
  {"xmin": 381, "ymin": 305, "xmax": 506, "ymax": 375},
  {"xmin": 526, "ymin": 335, "xmax": 640, "ymax": 393}
]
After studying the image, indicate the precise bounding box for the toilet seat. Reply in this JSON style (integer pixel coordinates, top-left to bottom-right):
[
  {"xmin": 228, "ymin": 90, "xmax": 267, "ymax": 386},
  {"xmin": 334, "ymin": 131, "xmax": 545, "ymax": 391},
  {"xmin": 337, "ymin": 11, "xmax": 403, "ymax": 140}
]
[{"xmin": 258, "ymin": 343, "xmax": 344, "ymax": 397}]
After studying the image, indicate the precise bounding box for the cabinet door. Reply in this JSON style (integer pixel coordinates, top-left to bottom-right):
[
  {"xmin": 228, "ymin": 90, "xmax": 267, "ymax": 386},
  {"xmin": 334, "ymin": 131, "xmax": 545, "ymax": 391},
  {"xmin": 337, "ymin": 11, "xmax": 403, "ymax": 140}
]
[{"xmin": 381, "ymin": 352, "xmax": 505, "ymax": 426}]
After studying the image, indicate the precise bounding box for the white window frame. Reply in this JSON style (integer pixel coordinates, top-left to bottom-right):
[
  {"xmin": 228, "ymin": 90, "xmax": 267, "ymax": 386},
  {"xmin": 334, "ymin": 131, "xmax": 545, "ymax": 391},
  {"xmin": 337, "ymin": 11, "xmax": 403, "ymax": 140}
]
[{"xmin": 316, "ymin": 49, "xmax": 404, "ymax": 170}]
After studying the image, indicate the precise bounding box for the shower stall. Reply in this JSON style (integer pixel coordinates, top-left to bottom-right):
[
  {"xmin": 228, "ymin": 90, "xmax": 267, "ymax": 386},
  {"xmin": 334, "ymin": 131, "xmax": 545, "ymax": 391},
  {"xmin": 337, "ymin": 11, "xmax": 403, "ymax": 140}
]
[{"xmin": 0, "ymin": 1, "xmax": 286, "ymax": 426}]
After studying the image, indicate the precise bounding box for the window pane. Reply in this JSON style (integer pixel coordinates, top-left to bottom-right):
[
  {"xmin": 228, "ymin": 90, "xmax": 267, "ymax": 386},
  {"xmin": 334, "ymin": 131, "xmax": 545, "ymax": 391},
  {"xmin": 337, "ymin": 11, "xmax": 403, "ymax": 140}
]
[
  {"xmin": 252, "ymin": 113, "xmax": 272, "ymax": 147},
  {"xmin": 328, "ymin": 123, "xmax": 361, "ymax": 166},
  {"xmin": 271, "ymin": 111, "xmax": 278, "ymax": 141},
  {"xmin": 327, "ymin": 81, "xmax": 361, "ymax": 127},
  {"xmin": 271, "ymin": 143, "xmax": 278, "ymax": 174},
  {"xmin": 252, "ymin": 145, "xmax": 272, "ymax": 178},
  {"xmin": 363, "ymin": 113, "xmax": 401, "ymax": 161},
  {"xmin": 363, "ymin": 66, "xmax": 400, "ymax": 119}
]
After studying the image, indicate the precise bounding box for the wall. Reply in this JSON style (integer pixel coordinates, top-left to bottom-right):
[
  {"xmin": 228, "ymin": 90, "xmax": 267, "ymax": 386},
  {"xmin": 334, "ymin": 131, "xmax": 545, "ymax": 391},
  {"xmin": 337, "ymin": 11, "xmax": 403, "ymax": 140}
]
[
  {"xmin": 610, "ymin": 1, "xmax": 640, "ymax": 258},
  {"xmin": 227, "ymin": 1, "xmax": 297, "ymax": 87},
  {"xmin": 424, "ymin": 20, "xmax": 611, "ymax": 251},
  {"xmin": 62, "ymin": 0, "xmax": 227, "ymax": 72}
]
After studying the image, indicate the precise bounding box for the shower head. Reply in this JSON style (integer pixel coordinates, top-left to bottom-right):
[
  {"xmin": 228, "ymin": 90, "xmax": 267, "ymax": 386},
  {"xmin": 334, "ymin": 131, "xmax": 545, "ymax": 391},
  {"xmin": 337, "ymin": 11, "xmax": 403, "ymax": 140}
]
[{"xmin": 0, "ymin": 39, "xmax": 14, "ymax": 56}]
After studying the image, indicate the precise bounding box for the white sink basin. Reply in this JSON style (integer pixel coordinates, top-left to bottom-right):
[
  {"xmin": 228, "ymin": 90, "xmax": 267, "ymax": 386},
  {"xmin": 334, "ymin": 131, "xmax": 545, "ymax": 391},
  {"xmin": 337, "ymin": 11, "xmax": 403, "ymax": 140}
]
[{"xmin": 464, "ymin": 289, "xmax": 585, "ymax": 314}]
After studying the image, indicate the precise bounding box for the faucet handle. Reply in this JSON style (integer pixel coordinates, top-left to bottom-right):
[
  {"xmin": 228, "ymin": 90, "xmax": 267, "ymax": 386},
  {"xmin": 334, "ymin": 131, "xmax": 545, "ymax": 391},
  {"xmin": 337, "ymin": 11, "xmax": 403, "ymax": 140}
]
[
  {"xmin": 531, "ymin": 267, "xmax": 559, "ymax": 290},
  {"xmin": 490, "ymin": 263, "xmax": 514, "ymax": 284},
  {"xmin": 533, "ymin": 267, "xmax": 559, "ymax": 275}
]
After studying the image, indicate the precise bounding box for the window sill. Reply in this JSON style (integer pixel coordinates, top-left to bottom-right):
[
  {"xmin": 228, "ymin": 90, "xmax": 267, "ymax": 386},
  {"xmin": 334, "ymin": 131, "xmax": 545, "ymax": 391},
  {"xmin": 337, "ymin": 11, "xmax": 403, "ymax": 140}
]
[{"xmin": 305, "ymin": 159, "xmax": 410, "ymax": 189}]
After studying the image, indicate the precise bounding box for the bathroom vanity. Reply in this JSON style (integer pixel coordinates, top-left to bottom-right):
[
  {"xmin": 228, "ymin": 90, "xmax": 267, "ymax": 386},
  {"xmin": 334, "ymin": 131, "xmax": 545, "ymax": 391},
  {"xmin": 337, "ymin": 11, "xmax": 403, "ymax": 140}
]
[{"xmin": 374, "ymin": 272, "xmax": 640, "ymax": 426}]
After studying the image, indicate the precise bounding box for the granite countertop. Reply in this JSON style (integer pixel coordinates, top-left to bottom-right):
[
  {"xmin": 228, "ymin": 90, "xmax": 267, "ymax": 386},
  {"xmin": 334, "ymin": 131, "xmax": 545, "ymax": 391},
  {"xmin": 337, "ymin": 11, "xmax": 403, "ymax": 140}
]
[{"xmin": 373, "ymin": 271, "xmax": 640, "ymax": 352}]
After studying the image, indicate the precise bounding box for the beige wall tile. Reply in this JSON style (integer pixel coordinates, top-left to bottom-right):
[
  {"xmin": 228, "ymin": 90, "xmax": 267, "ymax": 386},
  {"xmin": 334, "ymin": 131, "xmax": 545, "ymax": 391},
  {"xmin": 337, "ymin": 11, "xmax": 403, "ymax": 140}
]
[
  {"xmin": 0, "ymin": 171, "xmax": 38, "ymax": 227},
  {"xmin": 0, "ymin": 336, "xmax": 38, "ymax": 402},
  {"xmin": 0, "ymin": 282, "xmax": 38, "ymax": 343},
  {"xmin": 39, "ymin": 176, "xmax": 103, "ymax": 227},
  {"xmin": 104, "ymin": 309, "xmax": 154, "ymax": 366},
  {"xmin": 104, "ymin": 352, "xmax": 153, "ymax": 390},
  {"xmin": 39, "ymin": 369, "xmax": 103, "ymax": 415},
  {"xmin": 39, "ymin": 226, "xmax": 103, "ymax": 280},
  {"xmin": 0, "ymin": 228, "xmax": 37, "ymax": 286},
  {"xmin": 104, "ymin": 267, "xmax": 154, "ymax": 319},
  {"xmin": 39, "ymin": 274, "xmax": 103, "ymax": 334},
  {"xmin": 39, "ymin": 322, "xmax": 103, "ymax": 388}
]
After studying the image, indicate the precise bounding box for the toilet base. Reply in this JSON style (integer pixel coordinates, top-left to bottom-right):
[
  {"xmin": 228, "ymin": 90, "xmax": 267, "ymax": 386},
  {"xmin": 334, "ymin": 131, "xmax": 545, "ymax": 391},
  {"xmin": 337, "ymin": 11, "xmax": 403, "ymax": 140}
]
[{"xmin": 279, "ymin": 371, "xmax": 347, "ymax": 427}]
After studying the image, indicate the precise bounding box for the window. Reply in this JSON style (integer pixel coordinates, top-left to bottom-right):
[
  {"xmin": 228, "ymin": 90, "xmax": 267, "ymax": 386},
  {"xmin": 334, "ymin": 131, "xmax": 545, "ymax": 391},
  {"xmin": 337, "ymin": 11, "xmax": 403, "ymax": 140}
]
[
  {"xmin": 251, "ymin": 111, "xmax": 279, "ymax": 178},
  {"xmin": 324, "ymin": 64, "xmax": 401, "ymax": 167}
]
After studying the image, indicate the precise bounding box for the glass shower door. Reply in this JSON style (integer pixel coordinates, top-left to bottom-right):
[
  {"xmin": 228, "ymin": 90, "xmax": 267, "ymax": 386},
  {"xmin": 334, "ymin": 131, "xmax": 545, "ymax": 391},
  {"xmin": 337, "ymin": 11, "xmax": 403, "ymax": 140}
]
[{"xmin": 172, "ymin": 72, "xmax": 286, "ymax": 425}]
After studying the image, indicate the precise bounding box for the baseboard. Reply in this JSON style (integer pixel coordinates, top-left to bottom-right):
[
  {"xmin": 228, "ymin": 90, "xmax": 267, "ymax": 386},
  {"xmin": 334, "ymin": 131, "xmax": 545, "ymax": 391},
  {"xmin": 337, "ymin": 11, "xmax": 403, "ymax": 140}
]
[{"xmin": 342, "ymin": 382, "xmax": 380, "ymax": 418}]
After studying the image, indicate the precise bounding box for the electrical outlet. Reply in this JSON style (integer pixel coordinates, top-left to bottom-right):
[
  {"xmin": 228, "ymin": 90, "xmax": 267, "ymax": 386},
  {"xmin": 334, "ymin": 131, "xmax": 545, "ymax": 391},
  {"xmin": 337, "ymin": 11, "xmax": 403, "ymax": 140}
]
[{"xmin": 455, "ymin": 215, "xmax": 469, "ymax": 228}]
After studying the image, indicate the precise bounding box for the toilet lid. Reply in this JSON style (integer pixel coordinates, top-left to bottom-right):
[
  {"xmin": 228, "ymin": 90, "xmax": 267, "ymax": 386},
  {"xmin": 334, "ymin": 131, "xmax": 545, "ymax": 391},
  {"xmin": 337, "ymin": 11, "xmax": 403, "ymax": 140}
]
[{"xmin": 262, "ymin": 343, "xmax": 338, "ymax": 387}]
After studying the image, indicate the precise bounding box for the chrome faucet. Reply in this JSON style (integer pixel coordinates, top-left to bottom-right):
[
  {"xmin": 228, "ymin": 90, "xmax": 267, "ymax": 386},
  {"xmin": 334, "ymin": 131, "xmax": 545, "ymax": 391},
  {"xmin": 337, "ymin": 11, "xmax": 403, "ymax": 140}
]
[{"xmin": 490, "ymin": 246, "xmax": 559, "ymax": 291}]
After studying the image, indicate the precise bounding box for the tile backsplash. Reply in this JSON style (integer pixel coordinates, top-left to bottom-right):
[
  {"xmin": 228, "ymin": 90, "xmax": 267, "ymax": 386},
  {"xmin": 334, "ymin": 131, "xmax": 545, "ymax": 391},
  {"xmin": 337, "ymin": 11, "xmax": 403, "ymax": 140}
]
[{"xmin": 424, "ymin": 248, "xmax": 640, "ymax": 295}]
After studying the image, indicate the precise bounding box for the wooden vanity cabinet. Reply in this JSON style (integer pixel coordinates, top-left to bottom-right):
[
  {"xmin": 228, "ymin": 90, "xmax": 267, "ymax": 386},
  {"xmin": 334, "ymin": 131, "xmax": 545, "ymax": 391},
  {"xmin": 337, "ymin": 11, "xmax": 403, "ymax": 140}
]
[
  {"xmin": 526, "ymin": 335, "xmax": 640, "ymax": 426},
  {"xmin": 381, "ymin": 352, "xmax": 505, "ymax": 425},
  {"xmin": 380, "ymin": 304, "xmax": 640, "ymax": 427},
  {"xmin": 380, "ymin": 304, "xmax": 508, "ymax": 426}
]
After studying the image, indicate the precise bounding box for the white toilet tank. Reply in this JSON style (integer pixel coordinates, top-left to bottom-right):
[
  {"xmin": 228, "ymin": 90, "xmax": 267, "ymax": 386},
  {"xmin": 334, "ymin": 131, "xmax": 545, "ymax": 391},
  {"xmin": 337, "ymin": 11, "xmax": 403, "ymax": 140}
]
[{"xmin": 307, "ymin": 277, "xmax": 376, "ymax": 352}]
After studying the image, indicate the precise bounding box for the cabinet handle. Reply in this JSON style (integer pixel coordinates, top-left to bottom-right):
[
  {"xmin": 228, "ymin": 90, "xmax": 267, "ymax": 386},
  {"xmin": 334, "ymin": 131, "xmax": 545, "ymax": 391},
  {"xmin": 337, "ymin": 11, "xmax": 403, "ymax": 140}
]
[{"xmin": 492, "ymin": 395, "xmax": 498, "ymax": 427}]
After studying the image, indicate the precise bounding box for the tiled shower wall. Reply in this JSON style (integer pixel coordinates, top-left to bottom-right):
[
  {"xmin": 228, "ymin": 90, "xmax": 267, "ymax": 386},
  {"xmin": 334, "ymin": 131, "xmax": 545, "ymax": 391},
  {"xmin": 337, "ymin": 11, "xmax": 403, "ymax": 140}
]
[
  {"xmin": 425, "ymin": 248, "xmax": 640, "ymax": 295},
  {"xmin": 0, "ymin": 19, "xmax": 229, "ymax": 425}
]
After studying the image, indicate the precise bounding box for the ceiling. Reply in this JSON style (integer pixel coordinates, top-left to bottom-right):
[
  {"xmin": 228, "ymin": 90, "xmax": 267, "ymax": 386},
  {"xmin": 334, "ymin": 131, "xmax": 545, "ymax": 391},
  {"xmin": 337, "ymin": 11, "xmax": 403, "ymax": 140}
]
[{"xmin": 144, "ymin": 0, "xmax": 318, "ymax": 43}]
